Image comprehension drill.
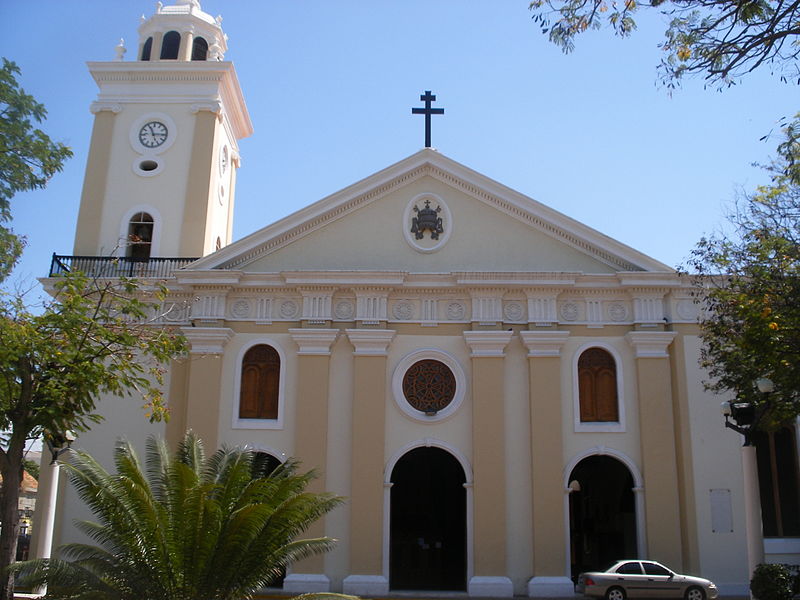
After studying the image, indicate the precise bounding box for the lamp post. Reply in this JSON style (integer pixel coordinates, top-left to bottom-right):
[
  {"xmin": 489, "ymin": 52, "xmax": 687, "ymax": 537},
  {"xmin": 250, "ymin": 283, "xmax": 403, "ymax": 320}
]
[
  {"xmin": 31, "ymin": 431, "xmax": 74, "ymax": 566},
  {"xmin": 721, "ymin": 378, "xmax": 772, "ymax": 594}
]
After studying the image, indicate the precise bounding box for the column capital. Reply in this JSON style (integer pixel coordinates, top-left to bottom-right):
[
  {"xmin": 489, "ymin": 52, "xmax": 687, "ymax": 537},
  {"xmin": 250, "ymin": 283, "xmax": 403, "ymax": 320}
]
[
  {"xmin": 345, "ymin": 329, "xmax": 395, "ymax": 356},
  {"xmin": 519, "ymin": 330, "xmax": 570, "ymax": 357},
  {"xmin": 290, "ymin": 328, "xmax": 339, "ymax": 355},
  {"xmin": 463, "ymin": 330, "xmax": 513, "ymax": 357},
  {"xmin": 625, "ymin": 331, "xmax": 677, "ymax": 358},
  {"xmin": 181, "ymin": 326, "xmax": 234, "ymax": 354}
]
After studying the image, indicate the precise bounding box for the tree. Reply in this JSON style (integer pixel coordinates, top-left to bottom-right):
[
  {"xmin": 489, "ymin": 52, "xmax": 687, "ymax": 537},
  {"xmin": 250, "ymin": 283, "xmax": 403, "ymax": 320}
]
[
  {"xmin": 0, "ymin": 272, "xmax": 187, "ymax": 600},
  {"xmin": 0, "ymin": 58, "xmax": 72, "ymax": 280},
  {"xmin": 527, "ymin": 0, "xmax": 800, "ymax": 87},
  {"xmin": 685, "ymin": 113, "xmax": 800, "ymax": 427},
  {"xmin": 14, "ymin": 432, "xmax": 343, "ymax": 600}
]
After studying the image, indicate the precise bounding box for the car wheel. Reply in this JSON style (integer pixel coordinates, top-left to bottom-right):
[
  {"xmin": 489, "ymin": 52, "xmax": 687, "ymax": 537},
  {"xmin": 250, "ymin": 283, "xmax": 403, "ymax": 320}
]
[
  {"xmin": 685, "ymin": 586, "xmax": 705, "ymax": 600},
  {"xmin": 606, "ymin": 586, "xmax": 626, "ymax": 600}
]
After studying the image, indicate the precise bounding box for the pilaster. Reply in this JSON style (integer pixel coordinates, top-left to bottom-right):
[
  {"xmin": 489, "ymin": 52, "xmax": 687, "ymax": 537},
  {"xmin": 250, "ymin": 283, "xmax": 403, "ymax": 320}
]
[
  {"xmin": 463, "ymin": 330, "xmax": 513, "ymax": 597},
  {"xmin": 285, "ymin": 329, "xmax": 339, "ymax": 592},
  {"xmin": 626, "ymin": 330, "xmax": 683, "ymax": 565},
  {"xmin": 181, "ymin": 327, "xmax": 234, "ymax": 451},
  {"xmin": 520, "ymin": 331, "xmax": 573, "ymax": 597},
  {"xmin": 343, "ymin": 329, "xmax": 395, "ymax": 596}
]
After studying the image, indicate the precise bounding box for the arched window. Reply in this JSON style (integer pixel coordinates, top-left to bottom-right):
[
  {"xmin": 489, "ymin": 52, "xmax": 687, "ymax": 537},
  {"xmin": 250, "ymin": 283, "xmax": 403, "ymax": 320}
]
[
  {"xmin": 191, "ymin": 37, "xmax": 208, "ymax": 61},
  {"xmin": 160, "ymin": 31, "xmax": 181, "ymax": 59},
  {"xmin": 141, "ymin": 37, "xmax": 153, "ymax": 61},
  {"xmin": 126, "ymin": 212, "xmax": 154, "ymax": 260},
  {"xmin": 755, "ymin": 425, "xmax": 800, "ymax": 537},
  {"xmin": 239, "ymin": 344, "xmax": 280, "ymax": 420},
  {"xmin": 578, "ymin": 347, "xmax": 619, "ymax": 422}
]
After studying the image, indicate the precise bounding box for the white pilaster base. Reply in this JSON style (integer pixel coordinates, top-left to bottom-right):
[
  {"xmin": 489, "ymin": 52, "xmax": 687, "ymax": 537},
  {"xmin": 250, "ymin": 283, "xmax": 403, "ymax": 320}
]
[
  {"xmin": 469, "ymin": 575, "xmax": 514, "ymax": 597},
  {"xmin": 528, "ymin": 576, "xmax": 575, "ymax": 597},
  {"xmin": 342, "ymin": 574, "xmax": 389, "ymax": 596},
  {"xmin": 282, "ymin": 573, "xmax": 330, "ymax": 593}
]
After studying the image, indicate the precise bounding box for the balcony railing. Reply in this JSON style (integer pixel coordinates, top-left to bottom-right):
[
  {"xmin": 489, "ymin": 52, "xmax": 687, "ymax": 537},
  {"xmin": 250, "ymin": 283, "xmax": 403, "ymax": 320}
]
[{"xmin": 49, "ymin": 254, "xmax": 200, "ymax": 278}]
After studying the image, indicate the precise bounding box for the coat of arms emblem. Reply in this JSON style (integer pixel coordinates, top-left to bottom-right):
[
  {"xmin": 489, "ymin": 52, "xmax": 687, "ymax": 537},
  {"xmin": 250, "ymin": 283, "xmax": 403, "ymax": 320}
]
[{"xmin": 411, "ymin": 199, "xmax": 444, "ymax": 240}]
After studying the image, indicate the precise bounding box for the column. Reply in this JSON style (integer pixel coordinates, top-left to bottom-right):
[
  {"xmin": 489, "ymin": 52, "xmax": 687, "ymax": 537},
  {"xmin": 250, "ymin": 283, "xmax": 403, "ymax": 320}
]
[
  {"xmin": 463, "ymin": 330, "xmax": 514, "ymax": 598},
  {"xmin": 180, "ymin": 327, "xmax": 234, "ymax": 452},
  {"xmin": 284, "ymin": 329, "xmax": 339, "ymax": 593},
  {"xmin": 520, "ymin": 331, "xmax": 573, "ymax": 598},
  {"xmin": 626, "ymin": 331, "xmax": 683, "ymax": 565},
  {"xmin": 342, "ymin": 329, "xmax": 395, "ymax": 597}
]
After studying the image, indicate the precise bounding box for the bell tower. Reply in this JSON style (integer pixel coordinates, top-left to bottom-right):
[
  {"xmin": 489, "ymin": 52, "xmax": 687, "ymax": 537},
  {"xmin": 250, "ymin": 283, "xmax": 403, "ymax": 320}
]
[{"xmin": 73, "ymin": 0, "xmax": 252, "ymax": 260}]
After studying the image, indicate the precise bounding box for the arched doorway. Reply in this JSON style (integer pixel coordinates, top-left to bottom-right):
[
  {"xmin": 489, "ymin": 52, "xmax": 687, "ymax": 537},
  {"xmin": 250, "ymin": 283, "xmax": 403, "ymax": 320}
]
[
  {"xmin": 390, "ymin": 447, "xmax": 467, "ymax": 591},
  {"xmin": 568, "ymin": 455, "xmax": 637, "ymax": 578}
]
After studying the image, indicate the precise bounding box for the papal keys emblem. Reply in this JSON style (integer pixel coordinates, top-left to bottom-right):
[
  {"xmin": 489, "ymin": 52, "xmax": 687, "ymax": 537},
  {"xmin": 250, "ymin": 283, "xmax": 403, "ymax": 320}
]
[{"xmin": 411, "ymin": 199, "xmax": 444, "ymax": 240}]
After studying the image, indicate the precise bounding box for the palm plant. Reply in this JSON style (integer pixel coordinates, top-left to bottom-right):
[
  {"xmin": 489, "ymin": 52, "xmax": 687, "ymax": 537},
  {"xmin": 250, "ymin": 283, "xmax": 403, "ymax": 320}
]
[{"xmin": 14, "ymin": 431, "xmax": 343, "ymax": 600}]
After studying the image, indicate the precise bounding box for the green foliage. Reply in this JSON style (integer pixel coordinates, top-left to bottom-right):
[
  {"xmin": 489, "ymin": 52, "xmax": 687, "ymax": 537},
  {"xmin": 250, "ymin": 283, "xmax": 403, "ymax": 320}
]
[
  {"xmin": 0, "ymin": 58, "xmax": 72, "ymax": 281},
  {"xmin": 0, "ymin": 270, "xmax": 186, "ymax": 599},
  {"xmin": 750, "ymin": 563, "xmax": 796, "ymax": 600},
  {"xmin": 528, "ymin": 0, "xmax": 800, "ymax": 87},
  {"xmin": 14, "ymin": 432, "xmax": 344, "ymax": 600},
  {"xmin": 0, "ymin": 271, "xmax": 187, "ymax": 439},
  {"xmin": 685, "ymin": 114, "xmax": 800, "ymax": 427}
]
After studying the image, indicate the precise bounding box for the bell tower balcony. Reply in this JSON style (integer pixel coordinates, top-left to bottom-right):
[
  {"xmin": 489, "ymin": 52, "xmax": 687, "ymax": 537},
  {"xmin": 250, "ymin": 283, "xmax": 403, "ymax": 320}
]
[{"xmin": 49, "ymin": 254, "xmax": 199, "ymax": 279}]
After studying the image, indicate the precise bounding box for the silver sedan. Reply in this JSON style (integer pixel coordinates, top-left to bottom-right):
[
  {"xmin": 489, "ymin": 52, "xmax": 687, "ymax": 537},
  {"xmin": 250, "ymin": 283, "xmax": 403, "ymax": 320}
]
[{"xmin": 575, "ymin": 560, "xmax": 719, "ymax": 600}]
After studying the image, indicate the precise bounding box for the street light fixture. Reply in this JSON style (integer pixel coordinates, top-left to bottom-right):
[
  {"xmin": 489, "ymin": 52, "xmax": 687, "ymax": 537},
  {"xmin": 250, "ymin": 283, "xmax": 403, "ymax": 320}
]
[
  {"xmin": 44, "ymin": 430, "xmax": 75, "ymax": 465},
  {"xmin": 720, "ymin": 377, "xmax": 773, "ymax": 596}
]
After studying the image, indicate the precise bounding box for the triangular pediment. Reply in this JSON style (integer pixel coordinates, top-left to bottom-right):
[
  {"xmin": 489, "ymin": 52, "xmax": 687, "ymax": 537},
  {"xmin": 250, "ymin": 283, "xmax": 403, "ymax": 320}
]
[{"xmin": 191, "ymin": 149, "xmax": 671, "ymax": 275}]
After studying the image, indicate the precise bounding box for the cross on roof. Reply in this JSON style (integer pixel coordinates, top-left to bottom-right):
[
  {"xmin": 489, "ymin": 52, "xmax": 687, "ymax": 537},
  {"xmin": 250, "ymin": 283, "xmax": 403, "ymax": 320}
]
[{"xmin": 411, "ymin": 90, "xmax": 444, "ymax": 148}]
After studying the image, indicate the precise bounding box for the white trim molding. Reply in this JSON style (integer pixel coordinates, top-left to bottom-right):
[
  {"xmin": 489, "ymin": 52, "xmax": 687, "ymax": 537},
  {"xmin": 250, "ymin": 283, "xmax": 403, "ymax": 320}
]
[
  {"xmin": 289, "ymin": 328, "xmax": 338, "ymax": 355},
  {"xmin": 625, "ymin": 330, "xmax": 677, "ymax": 358},
  {"xmin": 528, "ymin": 576, "xmax": 575, "ymax": 597},
  {"xmin": 469, "ymin": 576, "xmax": 514, "ymax": 598},
  {"xmin": 391, "ymin": 348, "xmax": 467, "ymax": 423},
  {"xmin": 572, "ymin": 341, "xmax": 627, "ymax": 433},
  {"xmin": 342, "ymin": 575, "xmax": 389, "ymax": 596},
  {"xmin": 182, "ymin": 326, "xmax": 234, "ymax": 354},
  {"xmin": 230, "ymin": 337, "xmax": 287, "ymax": 430},
  {"xmin": 463, "ymin": 330, "xmax": 513, "ymax": 357},
  {"xmin": 118, "ymin": 204, "xmax": 164, "ymax": 258},
  {"xmin": 402, "ymin": 191, "xmax": 453, "ymax": 253},
  {"xmin": 383, "ymin": 440, "xmax": 474, "ymax": 594},
  {"xmin": 563, "ymin": 446, "xmax": 647, "ymax": 573},
  {"xmin": 519, "ymin": 330, "xmax": 570, "ymax": 357},
  {"xmin": 283, "ymin": 574, "xmax": 330, "ymax": 594},
  {"xmin": 345, "ymin": 329, "xmax": 395, "ymax": 356}
]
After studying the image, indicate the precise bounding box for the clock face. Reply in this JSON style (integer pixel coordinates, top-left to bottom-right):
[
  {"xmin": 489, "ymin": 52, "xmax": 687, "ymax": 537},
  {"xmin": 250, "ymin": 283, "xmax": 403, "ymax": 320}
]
[{"xmin": 138, "ymin": 121, "xmax": 168, "ymax": 148}]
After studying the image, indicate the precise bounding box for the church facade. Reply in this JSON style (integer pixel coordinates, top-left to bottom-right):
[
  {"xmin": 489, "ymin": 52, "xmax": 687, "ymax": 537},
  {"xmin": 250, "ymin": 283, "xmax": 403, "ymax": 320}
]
[{"xmin": 33, "ymin": 1, "xmax": 800, "ymax": 597}]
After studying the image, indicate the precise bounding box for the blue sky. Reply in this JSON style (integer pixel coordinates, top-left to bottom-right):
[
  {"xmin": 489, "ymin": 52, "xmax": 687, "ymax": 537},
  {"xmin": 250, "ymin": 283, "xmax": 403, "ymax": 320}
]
[{"xmin": 1, "ymin": 1, "xmax": 797, "ymax": 293}]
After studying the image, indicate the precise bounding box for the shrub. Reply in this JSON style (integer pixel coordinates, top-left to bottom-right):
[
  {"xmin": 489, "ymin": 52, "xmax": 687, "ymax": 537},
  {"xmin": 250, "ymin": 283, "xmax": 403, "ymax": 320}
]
[{"xmin": 751, "ymin": 563, "xmax": 795, "ymax": 600}]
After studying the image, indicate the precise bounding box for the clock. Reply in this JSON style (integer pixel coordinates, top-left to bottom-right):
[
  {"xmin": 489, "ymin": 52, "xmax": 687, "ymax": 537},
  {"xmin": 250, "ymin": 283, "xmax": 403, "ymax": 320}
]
[{"xmin": 138, "ymin": 121, "xmax": 168, "ymax": 148}]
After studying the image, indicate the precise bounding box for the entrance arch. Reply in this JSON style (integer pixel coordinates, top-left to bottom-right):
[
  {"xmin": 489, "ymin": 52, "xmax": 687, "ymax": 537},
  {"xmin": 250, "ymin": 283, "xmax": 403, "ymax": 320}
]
[
  {"xmin": 389, "ymin": 446, "xmax": 467, "ymax": 591},
  {"xmin": 567, "ymin": 454, "xmax": 638, "ymax": 577}
]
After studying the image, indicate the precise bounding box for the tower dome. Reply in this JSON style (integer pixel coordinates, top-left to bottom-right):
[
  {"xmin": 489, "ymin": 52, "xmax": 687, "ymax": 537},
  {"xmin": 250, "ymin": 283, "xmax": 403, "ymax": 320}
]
[{"xmin": 137, "ymin": 0, "xmax": 227, "ymax": 62}]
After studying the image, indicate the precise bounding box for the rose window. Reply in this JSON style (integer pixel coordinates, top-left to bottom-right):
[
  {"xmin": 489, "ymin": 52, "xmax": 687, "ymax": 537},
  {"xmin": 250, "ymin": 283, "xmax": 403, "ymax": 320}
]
[{"xmin": 402, "ymin": 359, "xmax": 456, "ymax": 414}]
